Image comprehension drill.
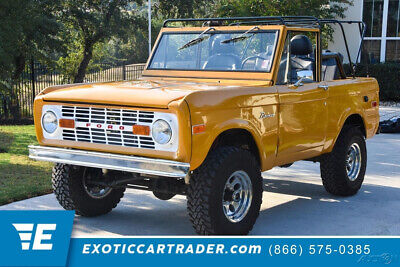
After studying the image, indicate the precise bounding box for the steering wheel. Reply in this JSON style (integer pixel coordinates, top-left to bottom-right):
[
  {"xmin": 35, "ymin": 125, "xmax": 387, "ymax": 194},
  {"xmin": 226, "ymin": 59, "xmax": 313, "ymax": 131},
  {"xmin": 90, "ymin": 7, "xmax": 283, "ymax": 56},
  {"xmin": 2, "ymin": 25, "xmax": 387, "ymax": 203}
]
[
  {"xmin": 203, "ymin": 54, "xmax": 241, "ymax": 70},
  {"xmin": 241, "ymin": 55, "xmax": 269, "ymax": 70}
]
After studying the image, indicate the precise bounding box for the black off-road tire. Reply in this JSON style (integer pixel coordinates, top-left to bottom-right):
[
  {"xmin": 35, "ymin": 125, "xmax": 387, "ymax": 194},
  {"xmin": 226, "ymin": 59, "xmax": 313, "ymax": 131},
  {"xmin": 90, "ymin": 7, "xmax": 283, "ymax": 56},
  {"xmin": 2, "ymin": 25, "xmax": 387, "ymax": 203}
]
[
  {"xmin": 52, "ymin": 164, "xmax": 125, "ymax": 217},
  {"xmin": 320, "ymin": 126, "xmax": 367, "ymax": 196},
  {"xmin": 187, "ymin": 146, "xmax": 263, "ymax": 235}
]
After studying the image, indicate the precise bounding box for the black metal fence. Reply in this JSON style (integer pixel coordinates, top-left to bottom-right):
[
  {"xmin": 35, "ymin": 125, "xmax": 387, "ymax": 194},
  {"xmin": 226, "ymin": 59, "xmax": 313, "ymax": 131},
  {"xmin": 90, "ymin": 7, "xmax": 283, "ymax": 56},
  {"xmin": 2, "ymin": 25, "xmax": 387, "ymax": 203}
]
[{"xmin": 0, "ymin": 62, "xmax": 146, "ymax": 120}]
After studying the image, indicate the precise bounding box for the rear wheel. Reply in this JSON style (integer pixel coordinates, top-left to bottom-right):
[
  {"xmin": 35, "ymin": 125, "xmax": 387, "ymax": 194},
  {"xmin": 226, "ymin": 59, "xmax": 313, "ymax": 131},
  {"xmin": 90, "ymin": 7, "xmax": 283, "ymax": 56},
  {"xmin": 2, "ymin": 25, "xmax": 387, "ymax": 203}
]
[
  {"xmin": 187, "ymin": 146, "xmax": 263, "ymax": 235},
  {"xmin": 320, "ymin": 126, "xmax": 367, "ymax": 196},
  {"xmin": 52, "ymin": 164, "xmax": 125, "ymax": 216}
]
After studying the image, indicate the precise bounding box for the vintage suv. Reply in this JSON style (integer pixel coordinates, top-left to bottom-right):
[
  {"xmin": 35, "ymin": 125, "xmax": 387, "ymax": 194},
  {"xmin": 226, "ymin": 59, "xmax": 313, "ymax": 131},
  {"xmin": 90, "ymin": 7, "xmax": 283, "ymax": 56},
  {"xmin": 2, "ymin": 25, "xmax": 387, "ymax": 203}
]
[{"xmin": 29, "ymin": 17, "xmax": 379, "ymax": 235}]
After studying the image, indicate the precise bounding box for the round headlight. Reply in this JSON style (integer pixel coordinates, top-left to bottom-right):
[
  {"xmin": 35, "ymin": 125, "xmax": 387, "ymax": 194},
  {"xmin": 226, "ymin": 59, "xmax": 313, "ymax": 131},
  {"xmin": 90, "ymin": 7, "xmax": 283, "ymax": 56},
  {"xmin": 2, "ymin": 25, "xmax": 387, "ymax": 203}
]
[
  {"xmin": 42, "ymin": 111, "xmax": 58, "ymax": 134},
  {"xmin": 152, "ymin": 119, "xmax": 172, "ymax": 144}
]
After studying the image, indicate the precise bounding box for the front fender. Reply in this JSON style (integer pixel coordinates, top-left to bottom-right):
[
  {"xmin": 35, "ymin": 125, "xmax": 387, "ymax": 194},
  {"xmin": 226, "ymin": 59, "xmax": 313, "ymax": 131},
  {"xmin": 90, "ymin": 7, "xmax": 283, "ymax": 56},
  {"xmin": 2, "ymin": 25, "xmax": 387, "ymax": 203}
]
[
  {"xmin": 183, "ymin": 86, "xmax": 279, "ymax": 171},
  {"xmin": 190, "ymin": 116, "xmax": 264, "ymax": 171}
]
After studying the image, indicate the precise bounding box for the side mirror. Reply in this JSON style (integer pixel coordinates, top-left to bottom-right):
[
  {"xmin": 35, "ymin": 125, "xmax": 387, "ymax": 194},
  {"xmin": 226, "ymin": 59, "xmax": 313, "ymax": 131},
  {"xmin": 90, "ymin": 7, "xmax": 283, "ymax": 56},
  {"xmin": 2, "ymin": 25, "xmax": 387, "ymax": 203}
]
[
  {"xmin": 289, "ymin": 70, "xmax": 314, "ymax": 88},
  {"xmin": 297, "ymin": 70, "xmax": 313, "ymax": 80}
]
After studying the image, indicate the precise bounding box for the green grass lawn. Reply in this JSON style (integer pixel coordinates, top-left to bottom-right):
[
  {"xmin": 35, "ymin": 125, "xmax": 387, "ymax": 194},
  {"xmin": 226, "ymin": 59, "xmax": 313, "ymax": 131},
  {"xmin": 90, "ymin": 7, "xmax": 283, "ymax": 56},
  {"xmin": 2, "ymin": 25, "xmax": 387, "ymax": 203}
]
[{"xmin": 0, "ymin": 125, "xmax": 53, "ymax": 205}]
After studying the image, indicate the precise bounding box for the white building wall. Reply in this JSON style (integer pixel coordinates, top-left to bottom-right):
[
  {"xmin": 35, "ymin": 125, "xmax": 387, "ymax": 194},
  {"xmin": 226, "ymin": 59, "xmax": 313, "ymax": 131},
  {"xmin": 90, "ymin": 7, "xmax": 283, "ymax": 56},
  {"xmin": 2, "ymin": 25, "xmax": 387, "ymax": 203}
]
[{"xmin": 328, "ymin": 0, "xmax": 363, "ymax": 63}]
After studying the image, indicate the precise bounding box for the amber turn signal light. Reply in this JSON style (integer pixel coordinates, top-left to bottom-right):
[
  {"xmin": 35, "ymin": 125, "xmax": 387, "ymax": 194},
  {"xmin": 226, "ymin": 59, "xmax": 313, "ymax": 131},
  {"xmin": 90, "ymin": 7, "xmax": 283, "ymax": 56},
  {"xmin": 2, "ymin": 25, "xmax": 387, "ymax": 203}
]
[
  {"xmin": 192, "ymin": 124, "xmax": 206, "ymax": 134},
  {"xmin": 132, "ymin": 125, "xmax": 150, "ymax": 136},
  {"xmin": 59, "ymin": 119, "xmax": 75, "ymax": 128}
]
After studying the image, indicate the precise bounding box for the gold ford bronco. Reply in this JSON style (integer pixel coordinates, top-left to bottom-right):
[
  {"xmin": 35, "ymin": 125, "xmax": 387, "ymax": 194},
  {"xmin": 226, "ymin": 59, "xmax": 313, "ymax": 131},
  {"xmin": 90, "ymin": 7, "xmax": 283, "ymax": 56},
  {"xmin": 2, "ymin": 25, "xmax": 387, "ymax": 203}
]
[{"xmin": 29, "ymin": 17, "xmax": 379, "ymax": 235}]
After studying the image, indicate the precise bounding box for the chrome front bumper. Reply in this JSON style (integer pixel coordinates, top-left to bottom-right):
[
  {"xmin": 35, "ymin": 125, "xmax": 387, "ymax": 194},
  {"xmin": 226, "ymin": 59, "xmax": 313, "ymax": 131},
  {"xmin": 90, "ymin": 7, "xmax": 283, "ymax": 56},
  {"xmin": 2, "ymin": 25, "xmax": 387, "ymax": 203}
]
[{"xmin": 28, "ymin": 145, "xmax": 190, "ymax": 178}]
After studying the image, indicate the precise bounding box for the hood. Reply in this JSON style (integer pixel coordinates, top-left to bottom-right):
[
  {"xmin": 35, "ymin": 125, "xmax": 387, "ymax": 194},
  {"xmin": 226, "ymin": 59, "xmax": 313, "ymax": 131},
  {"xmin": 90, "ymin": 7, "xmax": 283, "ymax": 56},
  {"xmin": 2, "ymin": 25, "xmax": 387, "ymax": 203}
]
[{"xmin": 40, "ymin": 80, "xmax": 228, "ymax": 108}]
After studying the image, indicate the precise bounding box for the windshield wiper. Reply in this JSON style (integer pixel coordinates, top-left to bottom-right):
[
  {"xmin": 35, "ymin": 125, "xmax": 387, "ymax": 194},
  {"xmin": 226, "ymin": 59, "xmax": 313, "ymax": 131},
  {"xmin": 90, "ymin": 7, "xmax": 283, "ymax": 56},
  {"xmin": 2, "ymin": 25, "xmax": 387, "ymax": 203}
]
[
  {"xmin": 221, "ymin": 26, "xmax": 260, "ymax": 44},
  {"xmin": 178, "ymin": 27, "xmax": 215, "ymax": 51}
]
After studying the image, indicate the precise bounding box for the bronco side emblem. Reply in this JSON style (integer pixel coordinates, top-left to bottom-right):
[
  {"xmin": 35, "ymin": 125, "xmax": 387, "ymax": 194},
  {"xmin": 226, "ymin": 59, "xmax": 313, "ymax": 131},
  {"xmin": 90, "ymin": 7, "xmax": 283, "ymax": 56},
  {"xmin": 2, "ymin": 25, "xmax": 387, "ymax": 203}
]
[{"xmin": 259, "ymin": 112, "xmax": 275, "ymax": 119}]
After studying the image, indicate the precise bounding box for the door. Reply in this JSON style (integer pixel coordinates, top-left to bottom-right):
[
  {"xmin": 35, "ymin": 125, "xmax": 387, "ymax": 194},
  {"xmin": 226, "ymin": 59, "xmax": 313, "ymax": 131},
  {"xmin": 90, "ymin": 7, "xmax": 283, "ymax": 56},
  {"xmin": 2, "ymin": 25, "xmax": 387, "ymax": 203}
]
[{"xmin": 274, "ymin": 31, "xmax": 328, "ymax": 165}]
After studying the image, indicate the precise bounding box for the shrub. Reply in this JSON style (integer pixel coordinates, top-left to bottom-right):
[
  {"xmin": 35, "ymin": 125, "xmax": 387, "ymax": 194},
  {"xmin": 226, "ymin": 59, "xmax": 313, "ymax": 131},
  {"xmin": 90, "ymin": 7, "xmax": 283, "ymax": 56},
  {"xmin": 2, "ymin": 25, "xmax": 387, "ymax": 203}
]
[{"xmin": 346, "ymin": 63, "xmax": 400, "ymax": 102}]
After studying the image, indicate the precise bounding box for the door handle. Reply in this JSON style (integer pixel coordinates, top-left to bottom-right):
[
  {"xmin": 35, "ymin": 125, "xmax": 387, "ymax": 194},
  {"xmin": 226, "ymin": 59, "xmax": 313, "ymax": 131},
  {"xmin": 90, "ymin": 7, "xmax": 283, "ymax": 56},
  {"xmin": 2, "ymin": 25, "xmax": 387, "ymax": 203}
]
[{"xmin": 318, "ymin": 85, "xmax": 329, "ymax": 91}]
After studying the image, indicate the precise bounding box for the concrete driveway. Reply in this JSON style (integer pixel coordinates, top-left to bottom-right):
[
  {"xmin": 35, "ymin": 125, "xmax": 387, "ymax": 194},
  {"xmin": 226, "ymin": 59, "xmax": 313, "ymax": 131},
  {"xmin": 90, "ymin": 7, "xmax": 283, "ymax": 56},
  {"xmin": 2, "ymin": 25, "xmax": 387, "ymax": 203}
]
[{"xmin": 1, "ymin": 133, "xmax": 400, "ymax": 236}]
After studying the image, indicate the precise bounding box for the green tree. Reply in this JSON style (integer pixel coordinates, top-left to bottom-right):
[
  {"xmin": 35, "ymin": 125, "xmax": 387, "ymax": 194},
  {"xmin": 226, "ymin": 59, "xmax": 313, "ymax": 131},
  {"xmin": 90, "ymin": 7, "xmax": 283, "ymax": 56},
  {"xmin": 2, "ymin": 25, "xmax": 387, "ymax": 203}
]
[
  {"xmin": 59, "ymin": 0, "xmax": 144, "ymax": 83},
  {"xmin": 214, "ymin": 0, "xmax": 353, "ymax": 43},
  {"xmin": 156, "ymin": 0, "xmax": 213, "ymax": 19},
  {"xmin": 215, "ymin": 0, "xmax": 352, "ymax": 18},
  {"xmin": 0, "ymin": 0, "xmax": 61, "ymax": 120}
]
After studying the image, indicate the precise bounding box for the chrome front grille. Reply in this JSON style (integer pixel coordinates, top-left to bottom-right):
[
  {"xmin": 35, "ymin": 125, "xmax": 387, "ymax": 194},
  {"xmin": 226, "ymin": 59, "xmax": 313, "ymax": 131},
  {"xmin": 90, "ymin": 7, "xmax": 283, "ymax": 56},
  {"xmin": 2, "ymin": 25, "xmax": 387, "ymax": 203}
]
[
  {"xmin": 61, "ymin": 106, "xmax": 154, "ymax": 125},
  {"xmin": 61, "ymin": 106, "xmax": 155, "ymax": 149}
]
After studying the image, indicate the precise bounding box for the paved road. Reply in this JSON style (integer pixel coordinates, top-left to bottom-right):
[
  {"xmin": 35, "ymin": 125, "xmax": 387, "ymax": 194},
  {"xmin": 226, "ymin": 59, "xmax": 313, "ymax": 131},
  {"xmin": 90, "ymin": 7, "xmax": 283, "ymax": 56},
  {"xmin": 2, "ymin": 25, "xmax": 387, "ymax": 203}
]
[{"xmin": 1, "ymin": 134, "xmax": 400, "ymax": 236}]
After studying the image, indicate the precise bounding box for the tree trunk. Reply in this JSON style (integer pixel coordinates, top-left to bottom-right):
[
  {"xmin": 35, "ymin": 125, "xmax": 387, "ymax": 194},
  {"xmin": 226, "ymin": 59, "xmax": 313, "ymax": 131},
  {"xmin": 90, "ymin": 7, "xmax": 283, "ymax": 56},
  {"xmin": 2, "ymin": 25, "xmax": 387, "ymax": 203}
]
[
  {"xmin": 12, "ymin": 55, "xmax": 26, "ymax": 80},
  {"xmin": 9, "ymin": 85, "xmax": 21, "ymax": 121},
  {"xmin": 74, "ymin": 43, "xmax": 94, "ymax": 83},
  {"xmin": 1, "ymin": 89, "xmax": 9, "ymax": 120},
  {"xmin": 8, "ymin": 54, "xmax": 26, "ymax": 120}
]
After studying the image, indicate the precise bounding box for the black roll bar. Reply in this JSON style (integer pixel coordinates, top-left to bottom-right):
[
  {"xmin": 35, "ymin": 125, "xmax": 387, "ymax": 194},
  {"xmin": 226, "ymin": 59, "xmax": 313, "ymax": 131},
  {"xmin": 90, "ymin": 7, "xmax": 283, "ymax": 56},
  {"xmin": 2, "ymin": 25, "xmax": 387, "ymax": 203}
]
[
  {"xmin": 319, "ymin": 19, "xmax": 366, "ymax": 78},
  {"xmin": 162, "ymin": 16, "xmax": 366, "ymax": 78}
]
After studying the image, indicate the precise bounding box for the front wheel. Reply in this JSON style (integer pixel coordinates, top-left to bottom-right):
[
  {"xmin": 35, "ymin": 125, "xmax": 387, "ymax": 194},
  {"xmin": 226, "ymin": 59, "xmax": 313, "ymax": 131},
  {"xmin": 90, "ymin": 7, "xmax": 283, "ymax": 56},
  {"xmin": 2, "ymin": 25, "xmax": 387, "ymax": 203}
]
[
  {"xmin": 320, "ymin": 126, "xmax": 367, "ymax": 196},
  {"xmin": 187, "ymin": 146, "xmax": 263, "ymax": 235},
  {"xmin": 52, "ymin": 164, "xmax": 125, "ymax": 216}
]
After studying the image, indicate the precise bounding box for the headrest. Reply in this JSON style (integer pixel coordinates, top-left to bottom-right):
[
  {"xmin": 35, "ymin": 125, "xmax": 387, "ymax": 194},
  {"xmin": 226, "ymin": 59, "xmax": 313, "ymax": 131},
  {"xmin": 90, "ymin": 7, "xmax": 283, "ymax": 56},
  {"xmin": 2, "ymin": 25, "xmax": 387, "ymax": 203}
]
[
  {"xmin": 290, "ymin": 35, "xmax": 313, "ymax": 56},
  {"xmin": 211, "ymin": 35, "xmax": 233, "ymax": 55}
]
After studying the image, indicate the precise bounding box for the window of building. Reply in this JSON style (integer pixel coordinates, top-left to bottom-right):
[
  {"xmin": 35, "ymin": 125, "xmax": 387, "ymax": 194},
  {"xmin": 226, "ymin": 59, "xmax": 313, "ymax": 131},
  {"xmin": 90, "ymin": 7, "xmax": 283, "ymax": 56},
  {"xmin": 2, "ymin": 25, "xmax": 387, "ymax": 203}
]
[
  {"xmin": 362, "ymin": 40, "xmax": 381, "ymax": 63},
  {"xmin": 386, "ymin": 40, "xmax": 400, "ymax": 60},
  {"xmin": 387, "ymin": 0, "xmax": 400, "ymax": 37},
  {"xmin": 362, "ymin": 0, "xmax": 400, "ymax": 62},
  {"xmin": 363, "ymin": 0, "xmax": 384, "ymax": 37}
]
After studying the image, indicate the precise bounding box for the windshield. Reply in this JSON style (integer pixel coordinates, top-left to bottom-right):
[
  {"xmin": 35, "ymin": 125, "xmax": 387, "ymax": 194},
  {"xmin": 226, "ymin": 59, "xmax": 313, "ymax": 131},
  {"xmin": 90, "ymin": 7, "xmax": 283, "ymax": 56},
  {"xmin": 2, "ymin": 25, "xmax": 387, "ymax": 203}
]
[{"xmin": 148, "ymin": 30, "xmax": 279, "ymax": 72}]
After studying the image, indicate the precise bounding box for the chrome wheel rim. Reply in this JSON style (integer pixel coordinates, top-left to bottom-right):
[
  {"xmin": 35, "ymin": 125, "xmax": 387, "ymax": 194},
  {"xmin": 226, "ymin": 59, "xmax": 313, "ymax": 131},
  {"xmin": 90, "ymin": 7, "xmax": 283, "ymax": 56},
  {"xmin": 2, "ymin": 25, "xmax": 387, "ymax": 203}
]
[
  {"xmin": 83, "ymin": 169, "xmax": 112, "ymax": 199},
  {"xmin": 346, "ymin": 143, "xmax": 362, "ymax": 181},
  {"xmin": 222, "ymin": 170, "xmax": 253, "ymax": 223}
]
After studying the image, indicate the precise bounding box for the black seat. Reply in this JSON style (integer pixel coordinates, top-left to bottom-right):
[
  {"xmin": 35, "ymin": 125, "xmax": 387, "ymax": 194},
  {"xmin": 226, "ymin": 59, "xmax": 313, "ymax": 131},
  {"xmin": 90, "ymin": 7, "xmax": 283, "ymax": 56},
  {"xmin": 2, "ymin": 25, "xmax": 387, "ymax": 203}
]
[
  {"xmin": 203, "ymin": 35, "xmax": 241, "ymax": 70},
  {"xmin": 289, "ymin": 35, "xmax": 314, "ymax": 82},
  {"xmin": 322, "ymin": 50, "xmax": 344, "ymax": 81}
]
